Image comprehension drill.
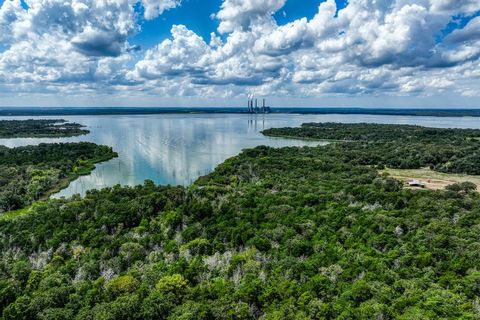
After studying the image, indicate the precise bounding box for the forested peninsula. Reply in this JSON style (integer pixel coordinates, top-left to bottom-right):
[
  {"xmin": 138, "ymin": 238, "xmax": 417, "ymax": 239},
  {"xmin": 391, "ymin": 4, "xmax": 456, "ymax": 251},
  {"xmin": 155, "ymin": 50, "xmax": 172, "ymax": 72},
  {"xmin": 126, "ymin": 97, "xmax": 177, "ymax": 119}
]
[
  {"xmin": 1, "ymin": 123, "xmax": 480, "ymax": 319},
  {"xmin": 263, "ymin": 123, "xmax": 480, "ymax": 175},
  {"xmin": 0, "ymin": 120, "xmax": 117, "ymax": 214}
]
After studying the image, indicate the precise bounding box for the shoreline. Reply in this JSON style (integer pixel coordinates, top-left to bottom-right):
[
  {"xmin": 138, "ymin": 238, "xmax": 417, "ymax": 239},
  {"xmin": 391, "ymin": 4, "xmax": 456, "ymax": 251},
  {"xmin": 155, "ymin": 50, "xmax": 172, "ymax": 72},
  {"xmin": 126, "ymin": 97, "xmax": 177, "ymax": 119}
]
[
  {"xmin": 263, "ymin": 133, "xmax": 351, "ymax": 143},
  {"xmin": 0, "ymin": 152, "xmax": 118, "ymax": 221},
  {"xmin": 45, "ymin": 152, "xmax": 119, "ymax": 199}
]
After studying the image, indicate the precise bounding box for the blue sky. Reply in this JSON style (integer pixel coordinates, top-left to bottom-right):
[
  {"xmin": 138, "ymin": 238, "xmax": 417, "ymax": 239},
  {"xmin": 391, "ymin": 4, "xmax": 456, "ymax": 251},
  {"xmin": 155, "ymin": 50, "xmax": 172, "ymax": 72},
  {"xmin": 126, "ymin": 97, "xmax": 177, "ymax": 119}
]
[
  {"xmin": 0, "ymin": 0, "xmax": 479, "ymax": 108},
  {"xmin": 131, "ymin": 0, "xmax": 350, "ymax": 49}
]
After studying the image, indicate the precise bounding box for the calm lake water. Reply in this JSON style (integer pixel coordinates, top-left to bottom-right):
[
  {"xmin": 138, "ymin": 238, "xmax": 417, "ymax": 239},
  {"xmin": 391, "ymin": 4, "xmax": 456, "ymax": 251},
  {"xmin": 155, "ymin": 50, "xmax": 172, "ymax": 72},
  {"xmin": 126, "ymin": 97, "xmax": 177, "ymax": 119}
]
[{"xmin": 1, "ymin": 113, "xmax": 480, "ymax": 198}]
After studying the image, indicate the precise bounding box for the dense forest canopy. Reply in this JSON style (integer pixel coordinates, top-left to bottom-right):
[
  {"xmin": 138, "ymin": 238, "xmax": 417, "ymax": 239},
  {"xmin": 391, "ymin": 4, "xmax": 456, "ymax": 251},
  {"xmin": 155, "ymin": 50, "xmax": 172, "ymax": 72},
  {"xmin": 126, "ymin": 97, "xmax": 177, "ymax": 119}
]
[
  {"xmin": 263, "ymin": 123, "xmax": 480, "ymax": 175},
  {"xmin": 1, "ymin": 123, "xmax": 480, "ymax": 319},
  {"xmin": 0, "ymin": 120, "xmax": 89, "ymax": 138}
]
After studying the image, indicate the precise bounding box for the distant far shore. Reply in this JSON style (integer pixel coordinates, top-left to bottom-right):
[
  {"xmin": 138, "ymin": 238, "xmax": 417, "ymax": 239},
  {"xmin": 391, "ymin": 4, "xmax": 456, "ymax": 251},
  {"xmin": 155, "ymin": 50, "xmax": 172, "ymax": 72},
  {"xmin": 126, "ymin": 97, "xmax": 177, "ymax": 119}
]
[{"xmin": 1, "ymin": 107, "xmax": 480, "ymax": 117}]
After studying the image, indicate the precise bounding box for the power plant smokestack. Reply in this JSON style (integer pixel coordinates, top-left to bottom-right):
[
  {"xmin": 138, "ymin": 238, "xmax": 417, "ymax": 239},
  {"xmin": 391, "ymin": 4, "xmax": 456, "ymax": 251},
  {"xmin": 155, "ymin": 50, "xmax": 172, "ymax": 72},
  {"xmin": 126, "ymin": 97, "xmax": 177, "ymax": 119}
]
[{"xmin": 247, "ymin": 95, "xmax": 271, "ymax": 114}]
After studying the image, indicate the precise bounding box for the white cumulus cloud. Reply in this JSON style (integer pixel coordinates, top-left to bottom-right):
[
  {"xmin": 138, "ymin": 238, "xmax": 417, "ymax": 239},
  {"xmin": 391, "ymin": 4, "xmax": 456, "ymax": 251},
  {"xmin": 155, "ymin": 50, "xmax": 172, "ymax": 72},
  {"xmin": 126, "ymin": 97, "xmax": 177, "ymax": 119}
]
[{"xmin": 1, "ymin": 0, "xmax": 480, "ymax": 106}]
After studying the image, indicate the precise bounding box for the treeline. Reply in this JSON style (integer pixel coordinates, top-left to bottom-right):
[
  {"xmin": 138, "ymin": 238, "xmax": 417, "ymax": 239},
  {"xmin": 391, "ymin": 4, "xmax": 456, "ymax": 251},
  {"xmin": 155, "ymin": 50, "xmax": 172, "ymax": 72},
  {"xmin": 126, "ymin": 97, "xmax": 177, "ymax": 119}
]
[
  {"xmin": 0, "ymin": 143, "xmax": 117, "ymax": 213},
  {"xmin": 265, "ymin": 122, "xmax": 480, "ymax": 141},
  {"xmin": 0, "ymin": 119, "xmax": 89, "ymax": 138},
  {"xmin": 1, "ymin": 126, "xmax": 480, "ymax": 318},
  {"xmin": 263, "ymin": 123, "xmax": 480, "ymax": 175}
]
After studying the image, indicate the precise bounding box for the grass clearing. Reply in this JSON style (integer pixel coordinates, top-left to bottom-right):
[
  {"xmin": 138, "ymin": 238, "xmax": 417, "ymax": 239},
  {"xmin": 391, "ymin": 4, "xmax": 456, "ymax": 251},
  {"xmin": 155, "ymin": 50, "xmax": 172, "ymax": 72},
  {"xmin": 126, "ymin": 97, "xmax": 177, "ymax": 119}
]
[
  {"xmin": 0, "ymin": 201, "xmax": 52, "ymax": 221},
  {"xmin": 381, "ymin": 168, "xmax": 480, "ymax": 191},
  {"xmin": 1, "ymin": 204, "xmax": 34, "ymax": 221}
]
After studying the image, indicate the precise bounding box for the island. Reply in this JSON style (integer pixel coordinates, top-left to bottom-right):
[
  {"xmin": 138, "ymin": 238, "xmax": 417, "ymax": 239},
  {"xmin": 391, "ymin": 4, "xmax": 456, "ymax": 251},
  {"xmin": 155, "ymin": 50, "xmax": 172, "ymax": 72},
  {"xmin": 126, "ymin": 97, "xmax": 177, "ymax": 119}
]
[
  {"xmin": 1, "ymin": 123, "xmax": 480, "ymax": 319},
  {"xmin": 0, "ymin": 119, "xmax": 89, "ymax": 138}
]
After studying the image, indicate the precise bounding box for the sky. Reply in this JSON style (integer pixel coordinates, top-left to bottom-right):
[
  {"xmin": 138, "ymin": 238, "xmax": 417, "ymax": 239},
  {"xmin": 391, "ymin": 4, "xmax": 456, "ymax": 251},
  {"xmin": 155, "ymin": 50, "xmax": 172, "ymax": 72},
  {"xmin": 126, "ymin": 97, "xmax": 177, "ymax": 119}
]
[{"xmin": 0, "ymin": 0, "xmax": 479, "ymax": 108}]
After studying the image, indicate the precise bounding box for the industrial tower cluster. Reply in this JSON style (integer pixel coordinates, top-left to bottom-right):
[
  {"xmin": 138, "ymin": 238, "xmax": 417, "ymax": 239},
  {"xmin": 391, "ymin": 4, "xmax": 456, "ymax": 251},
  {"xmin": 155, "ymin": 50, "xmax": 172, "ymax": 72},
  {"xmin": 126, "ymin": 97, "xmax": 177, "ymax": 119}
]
[{"xmin": 247, "ymin": 95, "xmax": 271, "ymax": 114}]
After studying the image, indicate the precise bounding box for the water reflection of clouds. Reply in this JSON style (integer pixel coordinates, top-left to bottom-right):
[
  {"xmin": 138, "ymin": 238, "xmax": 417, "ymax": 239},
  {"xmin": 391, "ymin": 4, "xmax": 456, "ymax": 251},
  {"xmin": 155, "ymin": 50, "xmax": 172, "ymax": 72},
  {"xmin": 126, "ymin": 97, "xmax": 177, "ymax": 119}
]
[{"xmin": 1, "ymin": 113, "xmax": 480, "ymax": 198}]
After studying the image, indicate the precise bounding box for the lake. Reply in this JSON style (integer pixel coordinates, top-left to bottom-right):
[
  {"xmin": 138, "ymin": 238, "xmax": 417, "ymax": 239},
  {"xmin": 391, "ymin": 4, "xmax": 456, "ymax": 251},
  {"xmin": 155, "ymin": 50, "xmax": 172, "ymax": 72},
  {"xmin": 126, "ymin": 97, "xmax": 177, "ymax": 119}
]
[{"xmin": 1, "ymin": 113, "xmax": 480, "ymax": 198}]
